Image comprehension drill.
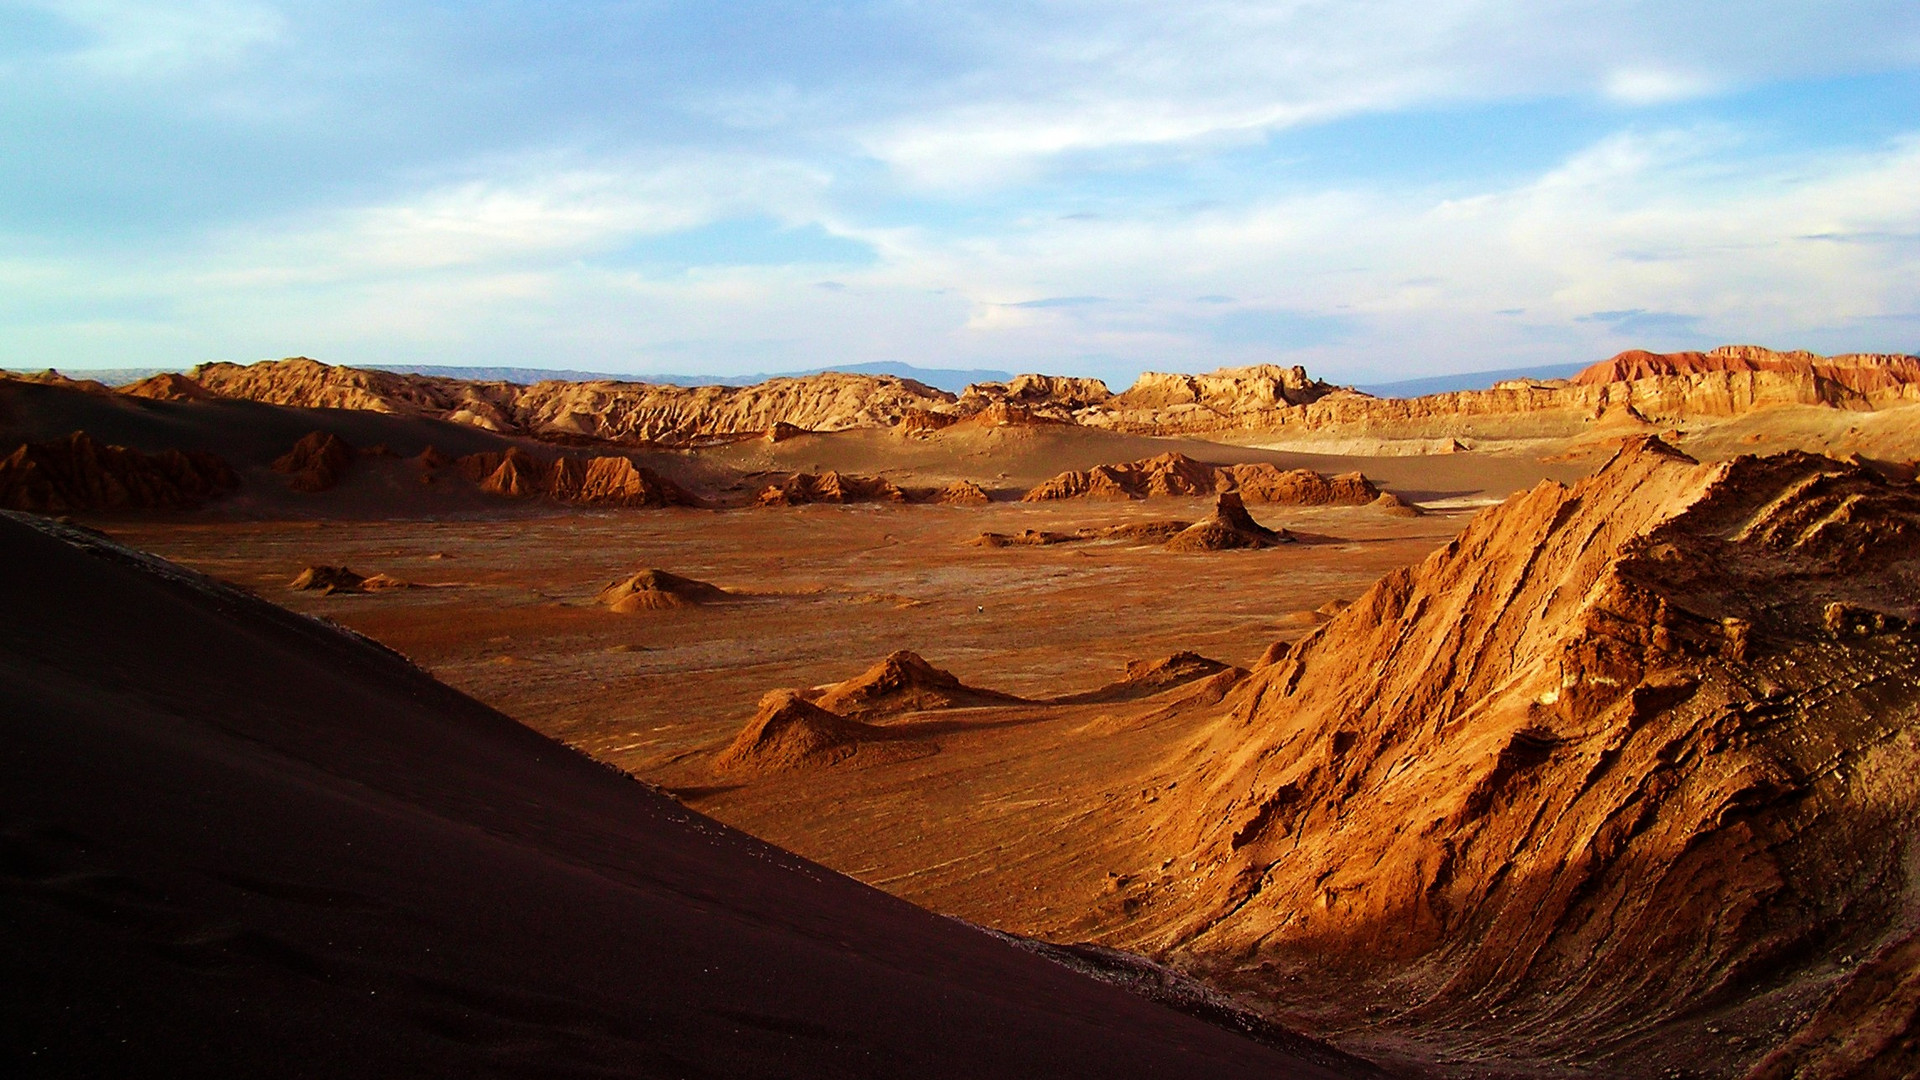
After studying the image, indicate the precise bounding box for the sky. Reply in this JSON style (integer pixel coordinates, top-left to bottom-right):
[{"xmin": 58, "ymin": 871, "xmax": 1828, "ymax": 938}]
[{"xmin": 4, "ymin": 1, "xmax": 1919, "ymax": 387}]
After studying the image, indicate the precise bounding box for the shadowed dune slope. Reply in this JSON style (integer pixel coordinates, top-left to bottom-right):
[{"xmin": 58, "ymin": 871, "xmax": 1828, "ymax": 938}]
[
  {"xmin": 0, "ymin": 513, "xmax": 1366, "ymax": 1079},
  {"xmin": 1110, "ymin": 438, "xmax": 1920, "ymax": 1077}
]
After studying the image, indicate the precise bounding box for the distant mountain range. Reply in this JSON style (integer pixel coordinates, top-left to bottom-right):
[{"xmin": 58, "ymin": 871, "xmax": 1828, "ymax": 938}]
[
  {"xmin": 13, "ymin": 359, "xmax": 1595, "ymax": 399},
  {"xmin": 365, "ymin": 361, "xmax": 1019, "ymax": 396},
  {"xmin": 1351, "ymin": 362, "xmax": 1589, "ymax": 398}
]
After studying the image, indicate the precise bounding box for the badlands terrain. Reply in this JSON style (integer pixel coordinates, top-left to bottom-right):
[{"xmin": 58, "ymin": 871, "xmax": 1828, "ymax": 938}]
[{"xmin": 4, "ymin": 345, "xmax": 1920, "ymax": 1078}]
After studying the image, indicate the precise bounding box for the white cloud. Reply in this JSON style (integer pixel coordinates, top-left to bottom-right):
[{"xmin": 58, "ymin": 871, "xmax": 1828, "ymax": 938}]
[{"xmin": 18, "ymin": 0, "xmax": 286, "ymax": 77}]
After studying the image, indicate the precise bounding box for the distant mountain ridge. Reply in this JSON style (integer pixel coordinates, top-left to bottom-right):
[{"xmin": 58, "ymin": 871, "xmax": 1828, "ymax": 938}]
[{"xmin": 364, "ymin": 361, "xmax": 1017, "ymax": 395}]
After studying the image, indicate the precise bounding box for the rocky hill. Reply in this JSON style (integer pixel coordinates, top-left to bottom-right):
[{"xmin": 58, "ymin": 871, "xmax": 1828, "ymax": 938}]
[
  {"xmin": 1096, "ymin": 438, "xmax": 1920, "ymax": 1076},
  {"xmin": 0, "ymin": 432, "xmax": 238, "ymax": 512},
  {"xmin": 185, "ymin": 357, "xmax": 957, "ymax": 445}
]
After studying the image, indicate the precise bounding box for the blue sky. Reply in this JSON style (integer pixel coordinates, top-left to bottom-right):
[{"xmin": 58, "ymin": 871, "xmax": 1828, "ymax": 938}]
[{"xmin": 4, "ymin": 1, "xmax": 1919, "ymax": 386}]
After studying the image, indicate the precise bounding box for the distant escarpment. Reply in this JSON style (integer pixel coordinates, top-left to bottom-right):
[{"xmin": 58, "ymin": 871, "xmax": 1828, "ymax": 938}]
[
  {"xmin": 1024, "ymin": 452, "xmax": 1379, "ymax": 506},
  {"xmin": 0, "ymin": 432, "xmax": 238, "ymax": 513},
  {"xmin": 92, "ymin": 346, "xmax": 1920, "ymax": 450},
  {"xmin": 185, "ymin": 357, "xmax": 956, "ymax": 444},
  {"xmin": 1101, "ymin": 438, "xmax": 1920, "ymax": 1077}
]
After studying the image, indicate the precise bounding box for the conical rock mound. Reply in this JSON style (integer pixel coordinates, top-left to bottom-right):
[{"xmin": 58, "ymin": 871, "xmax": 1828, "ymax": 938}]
[
  {"xmin": 813, "ymin": 650, "xmax": 1027, "ymax": 718},
  {"xmin": 596, "ymin": 569, "xmax": 729, "ymax": 612},
  {"xmin": 713, "ymin": 691, "xmax": 881, "ymax": 774}
]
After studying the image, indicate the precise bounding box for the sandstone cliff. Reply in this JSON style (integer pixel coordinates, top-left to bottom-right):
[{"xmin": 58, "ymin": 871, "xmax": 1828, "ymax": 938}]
[
  {"xmin": 1099, "ymin": 438, "xmax": 1920, "ymax": 1076},
  {"xmin": 0, "ymin": 432, "xmax": 238, "ymax": 513}
]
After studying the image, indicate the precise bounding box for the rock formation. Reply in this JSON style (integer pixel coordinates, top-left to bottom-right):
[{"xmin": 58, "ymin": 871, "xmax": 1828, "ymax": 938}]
[
  {"xmin": 288, "ymin": 565, "xmax": 411, "ymax": 593},
  {"xmin": 809, "ymin": 650, "xmax": 1027, "ymax": 719},
  {"xmin": 183, "ymin": 357, "xmax": 958, "ymax": 444},
  {"xmin": 1023, "ymin": 453, "xmax": 1379, "ymax": 506},
  {"xmin": 1059, "ymin": 652, "xmax": 1237, "ymax": 705},
  {"xmin": 0, "ymin": 369, "xmax": 114, "ymax": 394},
  {"xmin": 1103, "ymin": 438, "xmax": 1920, "ymax": 1076},
  {"xmin": 118, "ymin": 372, "xmax": 215, "ymax": 401},
  {"xmin": 595, "ymin": 569, "xmax": 730, "ymax": 612},
  {"xmin": 1163, "ymin": 493, "xmax": 1292, "ymax": 551},
  {"xmin": 139, "ymin": 347, "xmax": 1920, "ymax": 448},
  {"xmin": 712, "ymin": 691, "xmax": 884, "ymax": 774},
  {"xmin": 272, "ymin": 431, "xmax": 355, "ymax": 492},
  {"xmin": 449, "ymin": 448, "xmax": 695, "ymax": 507},
  {"xmin": 757, "ymin": 471, "xmax": 906, "ymax": 506},
  {"xmin": 0, "ymin": 432, "xmax": 238, "ymax": 513}
]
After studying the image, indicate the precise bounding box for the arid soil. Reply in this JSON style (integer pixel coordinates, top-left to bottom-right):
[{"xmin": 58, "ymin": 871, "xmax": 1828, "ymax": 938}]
[{"xmin": 0, "ymin": 511, "xmax": 1368, "ymax": 1079}]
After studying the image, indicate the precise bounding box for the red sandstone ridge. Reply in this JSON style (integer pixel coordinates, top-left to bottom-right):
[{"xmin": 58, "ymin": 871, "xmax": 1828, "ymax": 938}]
[
  {"xmin": 449, "ymin": 447, "xmax": 695, "ymax": 507},
  {"xmin": 1096, "ymin": 437, "xmax": 1920, "ymax": 1077},
  {"xmin": 0, "ymin": 432, "xmax": 237, "ymax": 513},
  {"xmin": 1023, "ymin": 452, "xmax": 1380, "ymax": 505},
  {"xmin": 272, "ymin": 431, "xmax": 355, "ymax": 492},
  {"xmin": 1574, "ymin": 344, "xmax": 1920, "ymax": 399}
]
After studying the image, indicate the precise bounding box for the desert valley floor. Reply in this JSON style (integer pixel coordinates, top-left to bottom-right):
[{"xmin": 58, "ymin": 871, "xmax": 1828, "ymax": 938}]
[{"xmin": 8, "ymin": 349, "xmax": 1920, "ymax": 1078}]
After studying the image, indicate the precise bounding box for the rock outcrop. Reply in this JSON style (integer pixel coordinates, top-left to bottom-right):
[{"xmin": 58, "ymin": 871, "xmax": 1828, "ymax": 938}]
[
  {"xmin": 1162, "ymin": 493, "xmax": 1292, "ymax": 551},
  {"xmin": 757, "ymin": 471, "xmax": 906, "ymax": 506},
  {"xmin": 1023, "ymin": 453, "xmax": 1380, "ymax": 506},
  {"xmin": 448, "ymin": 448, "xmax": 695, "ymax": 507},
  {"xmin": 0, "ymin": 432, "xmax": 238, "ymax": 513},
  {"xmin": 1104, "ymin": 438, "xmax": 1920, "ymax": 1076},
  {"xmin": 712, "ymin": 691, "xmax": 885, "ymax": 774},
  {"xmin": 595, "ymin": 569, "xmax": 730, "ymax": 612},
  {"xmin": 809, "ymin": 650, "xmax": 1027, "ymax": 719},
  {"xmin": 118, "ymin": 372, "xmax": 215, "ymax": 401},
  {"xmin": 287, "ymin": 566, "xmax": 412, "ymax": 593},
  {"xmin": 272, "ymin": 431, "xmax": 355, "ymax": 492}
]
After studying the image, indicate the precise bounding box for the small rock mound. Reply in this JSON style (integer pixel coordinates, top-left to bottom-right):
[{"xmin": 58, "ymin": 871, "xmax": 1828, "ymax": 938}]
[
  {"xmin": 1163, "ymin": 493, "xmax": 1292, "ymax": 551},
  {"xmin": 272, "ymin": 431, "xmax": 355, "ymax": 492},
  {"xmin": 595, "ymin": 569, "xmax": 730, "ymax": 612},
  {"xmin": 288, "ymin": 566, "xmax": 365, "ymax": 593},
  {"xmin": 1370, "ymin": 491, "xmax": 1422, "ymax": 516},
  {"xmin": 812, "ymin": 650, "xmax": 1026, "ymax": 718},
  {"xmin": 930, "ymin": 479, "xmax": 991, "ymax": 504},
  {"xmin": 713, "ymin": 691, "xmax": 881, "ymax": 774},
  {"xmin": 765, "ymin": 421, "xmax": 807, "ymax": 443},
  {"xmin": 1059, "ymin": 651, "xmax": 1235, "ymax": 704},
  {"xmin": 0, "ymin": 432, "xmax": 238, "ymax": 513}
]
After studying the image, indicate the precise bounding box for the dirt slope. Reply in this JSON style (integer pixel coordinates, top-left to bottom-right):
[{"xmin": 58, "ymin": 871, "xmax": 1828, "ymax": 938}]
[
  {"xmin": 0, "ymin": 511, "xmax": 1366, "ymax": 1080},
  {"xmin": 1099, "ymin": 438, "xmax": 1920, "ymax": 1077}
]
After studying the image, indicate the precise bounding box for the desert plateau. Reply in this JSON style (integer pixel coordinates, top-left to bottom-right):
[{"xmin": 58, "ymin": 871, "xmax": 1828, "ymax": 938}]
[{"xmin": 4, "ymin": 343, "xmax": 1920, "ymax": 1078}]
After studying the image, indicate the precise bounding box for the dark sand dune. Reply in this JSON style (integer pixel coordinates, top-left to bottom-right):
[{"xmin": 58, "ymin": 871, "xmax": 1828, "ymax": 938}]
[{"xmin": 0, "ymin": 511, "xmax": 1369, "ymax": 1079}]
